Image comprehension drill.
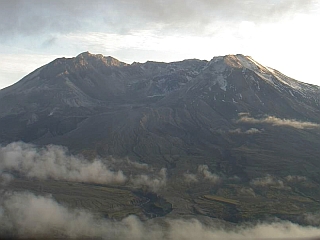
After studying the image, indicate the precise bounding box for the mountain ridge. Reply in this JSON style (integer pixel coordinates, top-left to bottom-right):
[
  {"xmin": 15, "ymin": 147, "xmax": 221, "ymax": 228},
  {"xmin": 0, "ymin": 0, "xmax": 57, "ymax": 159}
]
[
  {"xmin": 1, "ymin": 52, "xmax": 320, "ymax": 142},
  {"xmin": 1, "ymin": 52, "xmax": 319, "ymax": 167},
  {"xmin": 2, "ymin": 52, "xmax": 320, "ymax": 223}
]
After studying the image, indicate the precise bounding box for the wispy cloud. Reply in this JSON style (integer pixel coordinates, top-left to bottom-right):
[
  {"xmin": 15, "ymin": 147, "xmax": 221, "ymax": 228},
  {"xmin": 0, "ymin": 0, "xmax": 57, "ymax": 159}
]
[
  {"xmin": 197, "ymin": 165, "xmax": 221, "ymax": 184},
  {"xmin": 285, "ymin": 175, "xmax": 307, "ymax": 182},
  {"xmin": 184, "ymin": 173, "xmax": 199, "ymax": 183},
  {"xmin": 125, "ymin": 158, "xmax": 149, "ymax": 170},
  {"xmin": 130, "ymin": 168, "xmax": 167, "ymax": 192},
  {"xmin": 239, "ymin": 187, "xmax": 256, "ymax": 197},
  {"xmin": 250, "ymin": 174, "xmax": 288, "ymax": 189},
  {"xmin": 229, "ymin": 128, "xmax": 262, "ymax": 134},
  {"xmin": 237, "ymin": 115, "xmax": 320, "ymax": 129},
  {"xmin": 183, "ymin": 165, "xmax": 222, "ymax": 184},
  {"xmin": 303, "ymin": 212, "xmax": 320, "ymax": 226}
]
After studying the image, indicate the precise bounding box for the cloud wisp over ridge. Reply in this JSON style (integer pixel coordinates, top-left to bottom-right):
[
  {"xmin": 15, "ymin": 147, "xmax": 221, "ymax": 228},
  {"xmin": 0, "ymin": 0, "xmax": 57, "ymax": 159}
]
[{"xmin": 237, "ymin": 115, "xmax": 320, "ymax": 129}]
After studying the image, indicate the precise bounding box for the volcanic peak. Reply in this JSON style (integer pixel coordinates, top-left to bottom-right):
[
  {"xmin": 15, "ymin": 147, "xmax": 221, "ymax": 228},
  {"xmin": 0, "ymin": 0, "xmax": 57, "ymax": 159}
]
[{"xmin": 75, "ymin": 51, "xmax": 127, "ymax": 67}]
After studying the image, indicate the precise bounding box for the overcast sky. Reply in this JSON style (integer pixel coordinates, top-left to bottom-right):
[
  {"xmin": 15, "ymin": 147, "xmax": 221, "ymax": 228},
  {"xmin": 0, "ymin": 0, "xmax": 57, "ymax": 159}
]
[{"xmin": 0, "ymin": 0, "xmax": 319, "ymax": 89}]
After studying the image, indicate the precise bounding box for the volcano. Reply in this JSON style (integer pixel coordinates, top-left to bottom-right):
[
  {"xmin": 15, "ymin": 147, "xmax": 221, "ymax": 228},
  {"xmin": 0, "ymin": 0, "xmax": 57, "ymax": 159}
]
[{"xmin": 1, "ymin": 52, "xmax": 320, "ymax": 222}]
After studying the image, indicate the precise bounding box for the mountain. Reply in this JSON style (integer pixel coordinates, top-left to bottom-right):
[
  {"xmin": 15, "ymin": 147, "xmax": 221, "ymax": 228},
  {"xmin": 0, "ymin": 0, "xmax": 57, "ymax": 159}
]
[{"xmin": 2, "ymin": 52, "xmax": 320, "ymax": 223}]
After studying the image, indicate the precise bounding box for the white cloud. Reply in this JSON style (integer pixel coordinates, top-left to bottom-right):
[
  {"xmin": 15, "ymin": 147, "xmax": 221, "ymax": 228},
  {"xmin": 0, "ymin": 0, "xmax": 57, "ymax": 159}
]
[
  {"xmin": 184, "ymin": 173, "xmax": 198, "ymax": 183},
  {"xmin": 0, "ymin": 142, "xmax": 127, "ymax": 185},
  {"xmin": 0, "ymin": 142, "xmax": 176, "ymax": 193},
  {"xmin": 0, "ymin": 141, "xmax": 320, "ymax": 239},
  {"xmin": 237, "ymin": 115, "xmax": 320, "ymax": 129},
  {"xmin": 130, "ymin": 168, "xmax": 167, "ymax": 192},
  {"xmin": 285, "ymin": 175, "xmax": 307, "ymax": 182},
  {"xmin": 250, "ymin": 175, "xmax": 288, "ymax": 189},
  {"xmin": 229, "ymin": 128, "xmax": 262, "ymax": 134},
  {"xmin": 197, "ymin": 165, "xmax": 221, "ymax": 184},
  {"xmin": 239, "ymin": 187, "xmax": 256, "ymax": 197}
]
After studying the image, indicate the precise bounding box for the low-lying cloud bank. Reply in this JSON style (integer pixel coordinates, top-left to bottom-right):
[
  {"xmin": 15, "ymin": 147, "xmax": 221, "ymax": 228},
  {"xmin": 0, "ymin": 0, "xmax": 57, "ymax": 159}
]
[
  {"xmin": 237, "ymin": 115, "xmax": 320, "ymax": 129},
  {"xmin": 1, "ymin": 191, "xmax": 320, "ymax": 239},
  {"xmin": 0, "ymin": 142, "xmax": 319, "ymax": 239},
  {"xmin": 0, "ymin": 142, "xmax": 126, "ymax": 184},
  {"xmin": 0, "ymin": 142, "xmax": 169, "ymax": 191}
]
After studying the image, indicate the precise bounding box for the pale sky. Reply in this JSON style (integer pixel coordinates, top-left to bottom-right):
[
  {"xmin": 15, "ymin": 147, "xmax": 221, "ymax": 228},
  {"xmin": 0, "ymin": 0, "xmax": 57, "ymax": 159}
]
[{"xmin": 1, "ymin": 0, "xmax": 319, "ymax": 89}]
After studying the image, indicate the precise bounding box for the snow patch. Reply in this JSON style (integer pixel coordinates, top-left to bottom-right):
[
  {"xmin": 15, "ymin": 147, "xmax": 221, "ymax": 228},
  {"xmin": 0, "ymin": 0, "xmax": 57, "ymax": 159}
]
[
  {"xmin": 236, "ymin": 55, "xmax": 259, "ymax": 71},
  {"xmin": 216, "ymin": 75, "xmax": 227, "ymax": 91}
]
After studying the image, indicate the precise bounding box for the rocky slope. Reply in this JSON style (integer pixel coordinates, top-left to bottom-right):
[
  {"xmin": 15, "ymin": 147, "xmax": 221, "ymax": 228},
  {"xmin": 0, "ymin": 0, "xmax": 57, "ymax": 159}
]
[
  {"xmin": 1, "ymin": 52, "xmax": 320, "ymax": 175},
  {"xmin": 2, "ymin": 52, "xmax": 320, "ymax": 222}
]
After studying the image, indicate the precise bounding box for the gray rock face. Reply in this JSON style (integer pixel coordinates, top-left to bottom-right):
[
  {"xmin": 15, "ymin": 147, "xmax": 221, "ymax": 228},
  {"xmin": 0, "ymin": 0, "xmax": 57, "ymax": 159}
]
[{"xmin": 1, "ymin": 52, "xmax": 320, "ymax": 180}]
